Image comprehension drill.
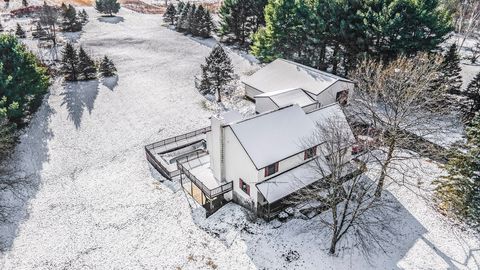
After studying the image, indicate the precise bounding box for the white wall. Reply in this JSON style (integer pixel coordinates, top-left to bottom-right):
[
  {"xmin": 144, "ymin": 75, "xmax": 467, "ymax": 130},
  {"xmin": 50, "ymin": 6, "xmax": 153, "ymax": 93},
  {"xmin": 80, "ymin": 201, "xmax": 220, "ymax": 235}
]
[
  {"xmin": 208, "ymin": 117, "xmax": 223, "ymax": 181},
  {"xmin": 245, "ymin": 84, "xmax": 263, "ymax": 100},
  {"xmin": 223, "ymin": 127, "xmax": 260, "ymax": 208},
  {"xmin": 316, "ymin": 81, "xmax": 354, "ymax": 106},
  {"xmin": 254, "ymin": 97, "xmax": 279, "ymax": 113}
]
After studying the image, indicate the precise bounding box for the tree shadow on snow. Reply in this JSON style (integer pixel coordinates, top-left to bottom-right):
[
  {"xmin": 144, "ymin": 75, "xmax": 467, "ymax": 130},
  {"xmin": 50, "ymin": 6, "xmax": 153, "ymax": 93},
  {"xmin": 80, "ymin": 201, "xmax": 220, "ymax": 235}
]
[
  {"xmin": 0, "ymin": 99, "xmax": 55, "ymax": 252},
  {"xmin": 101, "ymin": 75, "xmax": 119, "ymax": 91},
  {"xmin": 191, "ymin": 188, "xmax": 478, "ymax": 269},
  {"xmin": 97, "ymin": 16, "xmax": 124, "ymax": 24},
  {"xmin": 61, "ymin": 80, "xmax": 100, "ymax": 129}
]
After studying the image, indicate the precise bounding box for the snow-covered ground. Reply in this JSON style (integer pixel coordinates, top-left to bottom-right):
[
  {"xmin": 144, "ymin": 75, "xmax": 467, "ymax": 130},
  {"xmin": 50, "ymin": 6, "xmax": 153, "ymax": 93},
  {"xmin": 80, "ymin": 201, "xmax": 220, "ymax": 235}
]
[{"xmin": 0, "ymin": 7, "xmax": 479, "ymax": 270}]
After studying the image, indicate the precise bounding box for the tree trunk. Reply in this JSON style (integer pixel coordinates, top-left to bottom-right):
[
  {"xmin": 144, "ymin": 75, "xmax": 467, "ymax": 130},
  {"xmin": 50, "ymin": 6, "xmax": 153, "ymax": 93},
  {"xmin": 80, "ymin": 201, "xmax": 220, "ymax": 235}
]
[
  {"xmin": 329, "ymin": 235, "xmax": 337, "ymax": 255},
  {"xmin": 217, "ymin": 88, "xmax": 221, "ymax": 103},
  {"xmin": 331, "ymin": 43, "xmax": 339, "ymax": 75},
  {"xmin": 374, "ymin": 138, "xmax": 396, "ymax": 197}
]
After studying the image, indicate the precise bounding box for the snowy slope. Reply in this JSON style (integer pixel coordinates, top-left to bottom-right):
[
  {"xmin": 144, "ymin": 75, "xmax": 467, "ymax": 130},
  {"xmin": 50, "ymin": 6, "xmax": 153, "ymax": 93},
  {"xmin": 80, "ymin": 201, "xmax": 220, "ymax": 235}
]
[{"xmin": 0, "ymin": 7, "xmax": 478, "ymax": 270}]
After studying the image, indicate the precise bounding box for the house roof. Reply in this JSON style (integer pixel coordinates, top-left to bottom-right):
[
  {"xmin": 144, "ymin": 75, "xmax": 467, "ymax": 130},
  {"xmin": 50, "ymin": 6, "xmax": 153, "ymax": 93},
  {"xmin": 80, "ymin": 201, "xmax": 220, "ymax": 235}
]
[
  {"xmin": 228, "ymin": 103, "xmax": 353, "ymax": 169},
  {"xmin": 243, "ymin": 59, "xmax": 353, "ymax": 96},
  {"xmin": 307, "ymin": 104, "xmax": 356, "ymax": 144},
  {"xmin": 229, "ymin": 105, "xmax": 318, "ymax": 169},
  {"xmin": 255, "ymin": 88, "xmax": 316, "ymax": 108}
]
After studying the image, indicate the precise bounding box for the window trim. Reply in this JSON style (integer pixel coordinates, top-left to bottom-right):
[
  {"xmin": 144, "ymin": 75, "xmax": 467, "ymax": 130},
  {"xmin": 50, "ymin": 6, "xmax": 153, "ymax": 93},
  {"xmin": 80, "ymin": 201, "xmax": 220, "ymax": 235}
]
[
  {"xmin": 264, "ymin": 162, "xmax": 279, "ymax": 177},
  {"xmin": 304, "ymin": 146, "xmax": 317, "ymax": 160},
  {"xmin": 239, "ymin": 178, "xmax": 250, "ymax": 195}
]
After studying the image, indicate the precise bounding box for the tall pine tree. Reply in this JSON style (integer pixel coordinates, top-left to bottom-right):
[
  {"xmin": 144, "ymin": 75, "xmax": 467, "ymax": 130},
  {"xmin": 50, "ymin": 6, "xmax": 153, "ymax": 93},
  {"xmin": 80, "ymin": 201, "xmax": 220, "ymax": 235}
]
[
  {"xmin": 176, "ymin": 2, "xmax": 190, "ymax": 32},
  {"xmin": 442, "ymin": 44, "xmax": 463, "ymax": 94},
  {"xmin": 95, "ymin": 0, "xmax": 120, "ymax": 16},
  {"xmin": 61, "ymin": 43, "xmax": 79, "ymax": 81},
  {"xmin": 465, "ymin": 71, "xmax": 480, "ymax": 115},
  {"xmin": 198, "ymin": 44, "xmax": 235, "ymax": 102},
  {"xmin": 164, "ymin": 3, "xmax": 176, "ymax": 25},
  {"xmin": 78, "ymin": 47, "xmax": 97, "ymax": 80},
  {"xmin": 186, "ymin": 4, "xmax": 197, "ymax": 34},
  {"xmin": 61, "ymin": 4, "xmax": 82, "ymax": 32},
  {"xmin": 99, "ymin": 55, "xmax": 116, "ymax": 77},
  {"xmin": 15, "ymin": 23, "xmax": 26, "ymax": 38}
]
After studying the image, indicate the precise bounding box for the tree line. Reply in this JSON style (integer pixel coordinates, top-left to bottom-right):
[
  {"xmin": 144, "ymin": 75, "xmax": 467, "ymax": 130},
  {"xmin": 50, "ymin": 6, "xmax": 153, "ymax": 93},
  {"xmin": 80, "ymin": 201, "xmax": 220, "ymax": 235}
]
[{"xmin": 164, "ymin": 2, "xmax": 214, "ymax": 38}]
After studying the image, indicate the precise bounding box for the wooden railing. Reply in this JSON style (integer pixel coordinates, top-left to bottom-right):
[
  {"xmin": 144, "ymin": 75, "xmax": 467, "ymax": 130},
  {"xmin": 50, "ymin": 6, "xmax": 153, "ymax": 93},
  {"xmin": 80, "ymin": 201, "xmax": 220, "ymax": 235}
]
[{"xmin": 177, "ymin": 161, "xmax": 233, "ymax": 199}]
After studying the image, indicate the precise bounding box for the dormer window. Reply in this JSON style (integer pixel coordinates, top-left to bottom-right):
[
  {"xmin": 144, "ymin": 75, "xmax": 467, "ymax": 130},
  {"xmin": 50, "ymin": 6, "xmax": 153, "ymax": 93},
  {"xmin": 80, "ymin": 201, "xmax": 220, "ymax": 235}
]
[
  {"xmin": 265, "ymin": 162, "xmax": 279, "ymax": 177},
  {"xmin": 304, "ymin": 147, "xmax": 317, "ymax": 160}
]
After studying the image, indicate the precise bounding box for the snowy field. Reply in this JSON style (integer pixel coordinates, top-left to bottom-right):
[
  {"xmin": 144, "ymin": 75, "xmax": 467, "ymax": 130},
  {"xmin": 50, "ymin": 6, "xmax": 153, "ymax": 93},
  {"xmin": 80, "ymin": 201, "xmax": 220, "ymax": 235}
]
[{"xmin": 0, "ymin": 7, "xmax": 479, "ymax": 270}]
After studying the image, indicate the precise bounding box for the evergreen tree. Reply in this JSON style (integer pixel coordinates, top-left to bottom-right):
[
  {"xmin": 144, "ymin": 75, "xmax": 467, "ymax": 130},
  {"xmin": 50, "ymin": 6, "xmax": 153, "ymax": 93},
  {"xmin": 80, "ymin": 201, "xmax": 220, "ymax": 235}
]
[
  {"xmin": 176, "ymin": 2, "xmax": 190, "ymax": 32},
  {"xmin": 186, "ymin": 4, "xmax": 197, "ymax": 34},
  {"xmin": 61, "ymin": 43, "xmax": 79, "ymax": 81},
  {"xmin": 0, "ymin": 22, "xmax": 3, "ymax": 32},
  {"xmin": 61, "ymin": 4, "xmax": 82, "ymax": 32},
  {"xmin": 0, "ymin": 34, "xmax": 50, "ymax": 123},
  {"xmin": 15, "ymin": 23, "xmax": 26, "ymax": 38},
  {"xmin": 163, "ymin": 3, "xmax": 176, "ymax": 25},
  {"xmin": 196, "ymin": 6, "xmax": 212, "ymax": 38},
  {"xmin": 99, "ymin": 55, "xmax": 116, "ymax": 77},
  {"xmin": 61, "ymin": 2, "xmax": 68, "ymax": 14},
  {"xmin": 78, "ymin": 9, "xmax": 89, "ymax": 24},
  {"xmin": 435, "ymin": 113, "xmax": 480, "ymax": 227},
  {"xmin": 175, "ymin": 1, "xmax": 185, "ymax": 24},
  {"xmin": 442, "ymin": 44, "xmax": 463, "ymax": 94},
  {"xmin": 219, "ymin": 0, "xmax": 256, "ymax": 45},
  {"xmin": 465, "ymin": 71, "xmax": 480, "ymax": 115},
  {"xmin": 198, "ymin": 44, "xmax": 235, "ymax": 102},
  {"xmin": 22, "ymin": 0, "xmax": 28, "ymax": 7},
  {"xmin": 77, "ymin": 47, "xmax": 97, "ymax": 80},
  {"xmin": 95, "ymin": 0, "xmax": 120, "ymax": 16}
]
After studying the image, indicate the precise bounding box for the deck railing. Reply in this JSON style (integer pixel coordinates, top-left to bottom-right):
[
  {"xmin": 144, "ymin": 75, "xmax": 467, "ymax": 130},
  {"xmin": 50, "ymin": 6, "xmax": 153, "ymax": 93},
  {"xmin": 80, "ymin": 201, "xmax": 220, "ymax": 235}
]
[
  {"xmin": 177, "ymin": 161, "xmax": 233, "ymax": 199},
  {"xmin": 145, "ymin": 126, "xmax": 211, "ymax": 152},
  {"xmin": 145, "ymin": 127, "xmax": 211, "ymax": 179}
]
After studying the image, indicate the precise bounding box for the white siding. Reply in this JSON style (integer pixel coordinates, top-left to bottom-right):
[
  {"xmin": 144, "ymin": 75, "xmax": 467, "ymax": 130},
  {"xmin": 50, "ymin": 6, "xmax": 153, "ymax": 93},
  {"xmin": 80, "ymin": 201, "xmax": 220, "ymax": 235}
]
[
  {"xmin": 223, "ymin": 127, "xmax": 260, "ymax": 208},
  {"xmin": 245, "ymin": 84, "xmax": 263, "ymax": 100},
  {"xmin": 316, "ymin": 81, "xmax": 354, "ymax": 105}
]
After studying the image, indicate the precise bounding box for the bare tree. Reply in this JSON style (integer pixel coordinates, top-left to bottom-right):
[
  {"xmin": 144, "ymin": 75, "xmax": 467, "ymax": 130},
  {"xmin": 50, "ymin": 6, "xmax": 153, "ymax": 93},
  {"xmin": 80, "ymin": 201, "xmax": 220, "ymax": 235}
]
[
  {"xmin": 456, "ymin": 0, "xmax": 480, "ymax": 50},
  {"xmin": 348, "ymin": 54, "xmax": 453, "ymax": 197},
  {"xmin": 287, "ymin": 119, "xmax": 395, "ymax": 256},
  {"xmin": 39, "ymin": 2, "xmax": 59, "ymax": 59}
]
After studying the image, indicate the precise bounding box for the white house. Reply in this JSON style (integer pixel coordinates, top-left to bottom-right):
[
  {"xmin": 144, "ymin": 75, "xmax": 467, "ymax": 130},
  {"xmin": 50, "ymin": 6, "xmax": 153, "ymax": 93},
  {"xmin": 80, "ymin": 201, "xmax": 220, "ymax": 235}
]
[
  {"xmin": 146, "ymin": 103, "xmax": 357, "ymax": 218},
  {"xmin": 243, "ymin": 59, "xmax": 354, "ymax": 110}
]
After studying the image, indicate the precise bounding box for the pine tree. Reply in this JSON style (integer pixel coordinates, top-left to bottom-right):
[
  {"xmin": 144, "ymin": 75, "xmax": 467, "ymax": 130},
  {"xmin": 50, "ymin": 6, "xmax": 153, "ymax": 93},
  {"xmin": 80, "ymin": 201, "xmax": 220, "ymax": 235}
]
[
  {"xmin": 15, "ymin": 23, "xmax": 26, "ymax": 38},
  {"xmin": 61, "ymin": 43, "xmax": 79, "ymax": 81},
  {"xmin": 175, "ymin": 1, "xmax": 185, "ymax": 24},
  {"xmin": 163, "ymin": 3, "xmax": 176, "ymax": 25},
  {"xmin": 195, "ymin": 5, "xmax": 212, "ymax": 38},
  {"xmin": 198, "ymin": 44, "xmax": 235, "ymax": 102},
  {"xmin": 219, "ymin": 0, "xmax": 256, "ymax": 45},
  {"xmin": 62, "ymin": 4, "xmax": 82, "ymax": 32},
  {"xmin": 77, "ymin": 47, "xmax": 97, "ymax": 80},
  {"xmin": 465, "ymin": 72, "xmax": 480, "ymax": 115},
  {"xmin": 186, "ymin": 4, "xmax": 197, "ymax": 34},
  {"xmin": 0, "ymin": 22, "xmax": 3, "ymax": 32},
  {"xmin": 176, "ymin": 2, "xmax": 190, "ymax": 32},
  {"xmin": 79, "ymin": 9, "xmax": 89, "ymax": 24},
  {"xmin": 442, "ymin": 44, "xmax": 463, "ymax": 94},
  {"xmin": 22, "ymin": 0, "xmax": 28, "ymax": 7},
  {"xmin": 95, "ymin": 0, "xmax": 120, "ymax": 16},
  {"xmin": 99, "ymin": 56, "xmax": 116, "ymax": 77},
  {"xmin": 435, "ymin": 113, "xmax": 480, "ymax": 226}
]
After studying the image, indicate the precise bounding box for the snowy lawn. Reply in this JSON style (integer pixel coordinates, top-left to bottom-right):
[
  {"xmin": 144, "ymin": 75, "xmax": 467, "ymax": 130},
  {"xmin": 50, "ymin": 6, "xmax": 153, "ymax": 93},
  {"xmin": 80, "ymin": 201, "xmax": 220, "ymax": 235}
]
[{"xmin": 0, "ymin": 7, "xmax": 478, "ymax": 270}]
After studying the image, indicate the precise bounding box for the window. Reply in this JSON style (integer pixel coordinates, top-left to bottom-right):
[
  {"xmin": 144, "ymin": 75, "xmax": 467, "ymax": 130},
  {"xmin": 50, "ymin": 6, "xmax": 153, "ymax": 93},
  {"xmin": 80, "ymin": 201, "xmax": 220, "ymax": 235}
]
[
  {"xmin": 265, "ymin": 162, "xmax": 279, "ymax": 177},
  {"xmin": 239, "ymin": 178, "xmax": 250, "ymax": 195},
  {"xmin": 304, "ymin": 147, "xmax": 317, "ymax": 160},
  {"xmin": 336, "ymin": 90, "xmax": 349, "ymax": 106}
]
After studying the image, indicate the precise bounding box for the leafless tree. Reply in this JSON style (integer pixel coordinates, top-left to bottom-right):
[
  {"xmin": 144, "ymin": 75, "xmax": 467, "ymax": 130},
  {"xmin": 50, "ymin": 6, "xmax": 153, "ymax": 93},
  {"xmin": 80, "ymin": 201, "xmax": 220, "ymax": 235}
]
[
  {"xmin": 39, "ymin": 2, "xmax": 59, "ymax": 59},
  {"xmin": 287, "ymin": 119, "xmax": 396, "ymax": 256},
  {"xmin": 455, "ymin": 0, "xmax": 480, "ymax": 50},
  {"xmin": 348, "ymin": 54, "xmax": 454, "ymax": 197}
]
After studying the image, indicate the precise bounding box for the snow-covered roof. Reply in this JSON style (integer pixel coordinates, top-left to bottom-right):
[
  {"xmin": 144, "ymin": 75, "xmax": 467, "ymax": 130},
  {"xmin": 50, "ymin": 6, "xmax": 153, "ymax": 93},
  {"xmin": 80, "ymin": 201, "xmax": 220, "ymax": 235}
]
[
  {"xmin": 228, "ymin": 103, "xmax": 354, "ymax": 169},
  {"xmin": 255, "ymin": 88, "xmax": 316, "ymax": 108},
  {"xmin": 229, "ymin": 105, "xmax": 317, "ymax": 169},
  {"xmin": 307, "ymin": 104, "xmax": 355, "ymax": 144},
  {"xmin": 243, "ymin": 59, "xmax": 353, "ymax": 96},
  {"xmin": 256, "ymin": 159, "xmax": 329, "ymax": 203}
]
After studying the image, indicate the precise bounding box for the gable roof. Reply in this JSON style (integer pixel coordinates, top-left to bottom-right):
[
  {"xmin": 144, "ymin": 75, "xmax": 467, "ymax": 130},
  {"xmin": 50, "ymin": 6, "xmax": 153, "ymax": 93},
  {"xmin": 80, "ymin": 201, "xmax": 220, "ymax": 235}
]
[
  {"xmin": 255, "ymin": 88, "xmax": 316, "ymax": 108},
  {"xmin": 243, "ymin": 59, "xmax": 353, "ymax": 96},
  {"xmin": 227, "ymin": 103, "xmax": 354, "ymax": 169}
]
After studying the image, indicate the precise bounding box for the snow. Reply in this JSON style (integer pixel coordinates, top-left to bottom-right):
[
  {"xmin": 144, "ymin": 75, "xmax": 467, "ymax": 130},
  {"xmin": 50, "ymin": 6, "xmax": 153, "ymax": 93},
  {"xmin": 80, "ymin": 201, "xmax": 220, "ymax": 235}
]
[
  {"xmin": 255, "ymin": 88, "xmax": 316, "ymax": 108},
  {"xmin": 229, "ymin": 105, "xmax": 317, "ymax": 169},
  {"xmin": 243, "ymin": 58, "xmax": 352, "ymax": 96},
  {"xmin": 0, "ymin": 7, "xmax": 478, "ymax": 270}
]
